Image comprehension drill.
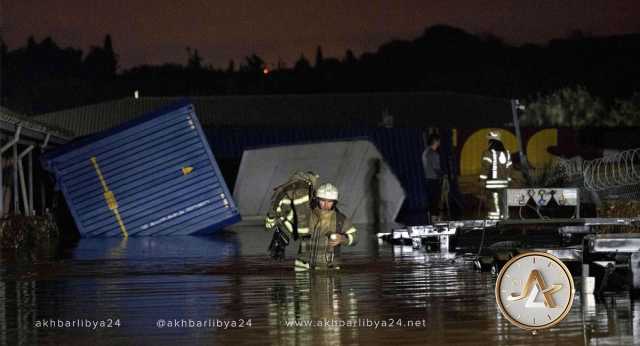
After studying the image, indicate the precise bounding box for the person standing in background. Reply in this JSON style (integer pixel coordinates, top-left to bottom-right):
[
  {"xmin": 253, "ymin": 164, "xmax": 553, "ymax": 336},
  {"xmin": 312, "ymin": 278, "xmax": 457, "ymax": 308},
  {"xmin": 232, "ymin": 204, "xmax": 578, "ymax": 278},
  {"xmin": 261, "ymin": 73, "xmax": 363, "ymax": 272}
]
[{"xmin": 422, "ymin": 133, "xmax": 443, "ymax": 224}]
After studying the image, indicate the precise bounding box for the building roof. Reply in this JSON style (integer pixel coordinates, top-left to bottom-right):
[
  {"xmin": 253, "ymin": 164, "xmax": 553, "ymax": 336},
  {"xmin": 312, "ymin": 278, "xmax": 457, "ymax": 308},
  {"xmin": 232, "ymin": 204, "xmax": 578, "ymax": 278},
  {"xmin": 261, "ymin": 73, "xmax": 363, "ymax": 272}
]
[
  {"xmin": 0, "ymin": 106, "xmax": 71, "ymax": 144},
  {"xmin": 34, "ymin": 92, "xmax": 514, "ymax": 137}
]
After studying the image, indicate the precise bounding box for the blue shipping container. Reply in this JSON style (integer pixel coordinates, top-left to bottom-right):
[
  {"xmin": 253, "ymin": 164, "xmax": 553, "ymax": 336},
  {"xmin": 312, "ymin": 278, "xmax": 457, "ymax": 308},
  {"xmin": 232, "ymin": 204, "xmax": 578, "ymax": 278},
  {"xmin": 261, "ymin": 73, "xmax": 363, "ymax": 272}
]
[{"xmin": 42, "ymin": 101, "xmax": 241, "ymax": 237}]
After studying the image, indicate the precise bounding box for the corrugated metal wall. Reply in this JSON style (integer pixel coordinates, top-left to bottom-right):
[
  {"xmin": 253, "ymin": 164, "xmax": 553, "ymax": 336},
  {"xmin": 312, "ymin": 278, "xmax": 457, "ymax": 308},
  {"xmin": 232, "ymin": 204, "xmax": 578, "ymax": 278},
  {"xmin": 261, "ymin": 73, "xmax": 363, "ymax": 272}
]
[{"xmin": 43, "ymin": 102, "xmax": 240, "ymax": 237}]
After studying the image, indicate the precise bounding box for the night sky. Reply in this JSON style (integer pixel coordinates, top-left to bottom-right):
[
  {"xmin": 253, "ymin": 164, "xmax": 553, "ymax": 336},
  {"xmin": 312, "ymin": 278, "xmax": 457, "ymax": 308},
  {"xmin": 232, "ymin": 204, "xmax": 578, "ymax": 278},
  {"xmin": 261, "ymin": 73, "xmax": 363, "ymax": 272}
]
[{"xmin": 3, "ymin": 0, "xmax": 640, "ymax": 69}]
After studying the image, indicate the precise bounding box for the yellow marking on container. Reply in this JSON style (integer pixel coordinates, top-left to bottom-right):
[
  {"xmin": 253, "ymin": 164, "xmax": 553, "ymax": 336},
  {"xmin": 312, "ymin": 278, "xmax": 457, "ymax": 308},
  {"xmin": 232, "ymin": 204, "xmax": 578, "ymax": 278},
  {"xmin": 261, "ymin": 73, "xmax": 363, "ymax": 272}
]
[
  {"xmin": 90, "ymin": 157, "xmax": 128, "ymax": 238},
  {"xmin": 181, "ymin": 166, "xmax": 193, "ymax": 175}
]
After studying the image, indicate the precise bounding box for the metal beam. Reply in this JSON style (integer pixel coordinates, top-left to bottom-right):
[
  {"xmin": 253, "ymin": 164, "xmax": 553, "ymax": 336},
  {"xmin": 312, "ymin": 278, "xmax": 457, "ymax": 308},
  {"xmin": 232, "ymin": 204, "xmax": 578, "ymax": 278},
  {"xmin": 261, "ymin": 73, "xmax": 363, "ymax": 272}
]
[
  {"xmin": 586, "ymin": 234, "xmax": 640, "ymax": 253},
  {"xmin": 17, "ymin": 145, "xmax": 34, "ymax": 216},
  {"xmin": 511, "ymin": 99, "xmax": 531, "ymax": 183},
  {"xmin": 497, "ymin": 217, "xmax": 640, "ymax": 227},
  {"xmin": 12, "ymin": 143, "xmax": 18, "ymax": 214},
  {"xmin": 0, "ymin": 119, "xmax": 68, "ymax": 145},
  {"xmin": 28, "ymin": 150, "xmax": 33, "ymax": 215},
  {"xmin": 1, "ymin": 126, "xmax": 23, "ymax": 215},
  {"xmin": 0, "ymin": 136, "xmax": 2, "ymax": 216},
  {"xmin": 41, "ymin": 133, "xmax": 51, "ymax": 149},
  {"xmin": 39, "ymin": 133, "xmax": 51, "ymax": 215},
  {"xmin": 0, "ymin": 126, "xmax": 22, "ymax": 153},
  {"xmin": 631, "ymin": 253, "xmax": 640, "ymax": 291}
]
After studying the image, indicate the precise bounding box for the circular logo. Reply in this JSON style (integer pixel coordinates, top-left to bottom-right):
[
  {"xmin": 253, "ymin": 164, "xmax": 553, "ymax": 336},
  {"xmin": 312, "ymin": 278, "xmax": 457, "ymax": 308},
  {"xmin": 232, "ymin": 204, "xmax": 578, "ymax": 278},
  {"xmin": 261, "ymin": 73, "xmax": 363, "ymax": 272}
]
[{"xmin": 495, "ymin": 252, "xmax": 575, "ymax": 331}]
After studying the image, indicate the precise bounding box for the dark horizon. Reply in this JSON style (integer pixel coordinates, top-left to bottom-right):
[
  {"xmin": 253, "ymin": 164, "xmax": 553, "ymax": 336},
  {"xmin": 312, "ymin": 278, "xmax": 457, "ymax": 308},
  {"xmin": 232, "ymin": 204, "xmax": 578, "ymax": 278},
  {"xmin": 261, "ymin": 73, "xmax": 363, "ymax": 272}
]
[
  {"xmin": 3, "ymin": 0, "xmax": 640, "ymax": 69},
  {"xmin": 3, "ymin": 22, "xmax": 640, "ymax": 116}
]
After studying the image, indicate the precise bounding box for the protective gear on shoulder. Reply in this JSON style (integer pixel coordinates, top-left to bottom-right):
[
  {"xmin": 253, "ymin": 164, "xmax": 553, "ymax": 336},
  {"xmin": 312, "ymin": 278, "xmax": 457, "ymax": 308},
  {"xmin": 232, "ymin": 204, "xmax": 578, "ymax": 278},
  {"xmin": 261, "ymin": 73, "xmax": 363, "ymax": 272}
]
[{"xmin": 290, "ymin": 171, "xmax": 319, "ymax": 187}]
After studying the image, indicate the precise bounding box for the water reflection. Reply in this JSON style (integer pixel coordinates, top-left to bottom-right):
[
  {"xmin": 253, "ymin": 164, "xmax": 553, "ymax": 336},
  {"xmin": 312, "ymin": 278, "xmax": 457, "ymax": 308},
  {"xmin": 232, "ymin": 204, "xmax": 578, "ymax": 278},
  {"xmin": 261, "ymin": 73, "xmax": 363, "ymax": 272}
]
[
  {"xmin": 265, "ymin": 272, "xmax": 360, "ymax": 345},
  {"xmin": 72, "ymin": 235, "xmax": 240, "ymax": 261},
  {"xmin": 0, "ymin": 227, "xmax": 638, "ymax": 345},
  {"xmin": 583, "ymin": 294, "xmax": 639, "ymax": 345}
]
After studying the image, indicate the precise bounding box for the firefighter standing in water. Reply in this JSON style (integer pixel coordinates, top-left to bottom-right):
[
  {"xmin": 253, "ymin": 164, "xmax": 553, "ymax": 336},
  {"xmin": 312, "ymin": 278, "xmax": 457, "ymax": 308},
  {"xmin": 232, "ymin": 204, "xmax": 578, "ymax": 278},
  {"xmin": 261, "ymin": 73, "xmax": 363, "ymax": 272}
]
[
  {"xmin": 479, "ymin": 130, "xmax": 512, "ymax": 220},
  {"xmin": 294, "ymin": 183, "xmax": 357, "ymax": 271}
]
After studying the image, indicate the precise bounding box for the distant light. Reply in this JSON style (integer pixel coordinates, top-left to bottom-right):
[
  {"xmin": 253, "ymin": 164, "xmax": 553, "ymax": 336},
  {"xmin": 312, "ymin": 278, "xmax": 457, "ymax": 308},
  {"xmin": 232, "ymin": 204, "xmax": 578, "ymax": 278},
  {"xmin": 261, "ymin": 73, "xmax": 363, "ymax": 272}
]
[
  {"xmin": 263, "ymin": 68, "xmax": 269, "ymax": 75},
  {"xmin": 134, "ymin": 90, "xmax": 140, "ymax": 99}
]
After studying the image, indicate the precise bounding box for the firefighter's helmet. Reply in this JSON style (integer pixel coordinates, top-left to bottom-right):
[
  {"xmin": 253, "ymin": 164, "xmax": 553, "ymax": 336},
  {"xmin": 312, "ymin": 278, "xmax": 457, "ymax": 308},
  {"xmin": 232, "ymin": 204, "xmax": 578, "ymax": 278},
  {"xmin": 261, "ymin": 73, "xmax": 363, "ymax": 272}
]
[
  {"xmin": 487, "ymin": 130, "xmax": 502, "ymax": 141},
  {"xmin": 316, "ymin": 183, "xmax": 339, "ymax": 201}
]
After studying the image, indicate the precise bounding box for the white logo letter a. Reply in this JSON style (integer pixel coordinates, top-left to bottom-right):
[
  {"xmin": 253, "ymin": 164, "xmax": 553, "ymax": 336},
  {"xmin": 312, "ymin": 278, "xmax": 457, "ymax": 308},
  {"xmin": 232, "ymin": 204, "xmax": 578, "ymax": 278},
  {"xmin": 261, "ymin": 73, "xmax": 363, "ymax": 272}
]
[{"xmin": 525, "ymin": 285, "xmax": 546, "ymax": 308}]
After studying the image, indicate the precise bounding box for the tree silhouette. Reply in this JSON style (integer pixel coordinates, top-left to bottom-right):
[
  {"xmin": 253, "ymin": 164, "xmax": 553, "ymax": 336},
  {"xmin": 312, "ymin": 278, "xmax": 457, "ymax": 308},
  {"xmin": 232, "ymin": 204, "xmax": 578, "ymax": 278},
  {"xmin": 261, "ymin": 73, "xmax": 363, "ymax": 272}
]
[
  {"xmin": 241, "ymin": 54, "xmax": 265, "ymax": 73},
  {"xmin": 186, "ymin": 47, "xmax": 203, "ymax": 69},
  {"xmin": 27, "ymin": 36, "xmax": 36, "ymax": 49},
  {"xmin": 226, "ymin": 60, "xmax": 235, "ymax": 73},
  {"xmin": 343, "ymin": 49, "xmax": 357, "ymax": 65},
  {"xmin": 315, "ymin": 46, "xmax": 324, "ymax": 68},
  {"xmin": 84, "ymin": 34, "xmax": 118, "ymax": 78},
  {"xmin": 2, "ymin": 24, "xmax": 640, "ymax": 115},
  {"xmin": 294, "ymin": 54, "xmax": 311, "ymax": 71},
  {"xmin": 0, "ymin": 37, "xmax": 7, "ymax": 56},
  {"xmin": 103, "ymin": 35, "xmax": 118, "ymax": 74}
]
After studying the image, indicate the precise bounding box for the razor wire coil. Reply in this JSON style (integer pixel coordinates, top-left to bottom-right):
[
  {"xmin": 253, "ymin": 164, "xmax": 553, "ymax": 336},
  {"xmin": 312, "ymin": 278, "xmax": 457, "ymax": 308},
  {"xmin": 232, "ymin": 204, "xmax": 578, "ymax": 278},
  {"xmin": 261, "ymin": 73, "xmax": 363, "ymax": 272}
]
[{"xmin": 580, "ymin": 148, "xmax": 640, "ymax": 191}]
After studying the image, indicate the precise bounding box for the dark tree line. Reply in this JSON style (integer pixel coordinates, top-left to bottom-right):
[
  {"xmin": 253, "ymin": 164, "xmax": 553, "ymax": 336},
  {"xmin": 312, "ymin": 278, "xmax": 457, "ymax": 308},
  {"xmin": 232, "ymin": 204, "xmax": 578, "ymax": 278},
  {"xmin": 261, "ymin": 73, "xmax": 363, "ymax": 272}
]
[
  {"xmin": 1, "ymin": 25, "xmax": 640, "ymax": 115},
  {"xmin": 0, "ymin": 34, "xmax": 119, "ymax": 114}
]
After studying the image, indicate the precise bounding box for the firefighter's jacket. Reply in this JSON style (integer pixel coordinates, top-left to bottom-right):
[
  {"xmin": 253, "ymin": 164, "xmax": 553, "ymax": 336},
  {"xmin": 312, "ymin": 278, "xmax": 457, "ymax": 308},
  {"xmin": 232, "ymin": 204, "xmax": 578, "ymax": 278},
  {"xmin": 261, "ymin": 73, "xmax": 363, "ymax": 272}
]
[
  {"xmin": 294, "ymin": 207, "xmax": 357, "ymax": 271},
  {"xmin": 479, "ymin": 149, "xmax": 512, "ymax": 189}
]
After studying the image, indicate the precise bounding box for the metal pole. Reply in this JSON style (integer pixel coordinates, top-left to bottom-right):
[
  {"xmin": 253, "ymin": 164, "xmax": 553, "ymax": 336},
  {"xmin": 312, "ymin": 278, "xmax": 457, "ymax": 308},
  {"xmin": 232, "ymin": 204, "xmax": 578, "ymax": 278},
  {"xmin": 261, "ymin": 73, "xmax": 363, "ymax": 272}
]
[
  {"xmin": 511, "ymin": 99, "xmax": 531, "ymax": 183},
  {"xmin": 12, "ymin": 143, "xmax": 18, "ymax": 214},
  {"xmin": 0, "ymin": 136, "xmax": 3, "ymax": 217},
  {"xmin": 28, "ymin": 150, "xmax": 33, "ymax": 215},
  {"xmin": 18, "ymin": 145, "xmax": 34, "ymax": 216},
  {"xmin": 631, "ymin": 253, "xmax": 640, "ymax": 291},
  {"xmin": 40, "ymin": 133, "xmax": 50, "ymax": 216},
  {"xmin": 0, "ymin": 126, "xmax": 21, "ymax": 215},
  {"xmin": 0, "ymin": 126, "xmax": 21, "ymax": 152},
  {"xmin": 41, "ymin": 134, "xmax": 50, "ymax": 150},
  {"xmin": 40, "ymin": 179, "xmax": 45, "ymax": 215}
]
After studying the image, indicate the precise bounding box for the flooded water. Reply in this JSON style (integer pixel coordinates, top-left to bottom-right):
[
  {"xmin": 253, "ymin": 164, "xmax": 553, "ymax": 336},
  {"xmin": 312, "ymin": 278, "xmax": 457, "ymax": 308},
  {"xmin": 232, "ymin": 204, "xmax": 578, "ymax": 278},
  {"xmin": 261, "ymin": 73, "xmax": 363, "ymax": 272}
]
[{"xmin": 0, "ymin": 226, "xmax": 639, "ymax": 345}]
